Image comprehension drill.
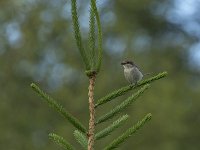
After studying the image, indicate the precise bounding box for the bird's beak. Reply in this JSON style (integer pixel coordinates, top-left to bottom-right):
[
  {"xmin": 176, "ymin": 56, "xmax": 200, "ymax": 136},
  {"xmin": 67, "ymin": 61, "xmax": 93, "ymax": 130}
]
[{"xmin": 121, "ymin": 62, "xmax": 126, "ymax": 65}]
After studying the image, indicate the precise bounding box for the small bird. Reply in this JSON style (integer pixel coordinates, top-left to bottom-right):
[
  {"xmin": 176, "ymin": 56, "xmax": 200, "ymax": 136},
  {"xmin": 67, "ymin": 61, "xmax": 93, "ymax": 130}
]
[{"xmin": 121, "ymin": 60, "xmax": 143, "ymax": 85}]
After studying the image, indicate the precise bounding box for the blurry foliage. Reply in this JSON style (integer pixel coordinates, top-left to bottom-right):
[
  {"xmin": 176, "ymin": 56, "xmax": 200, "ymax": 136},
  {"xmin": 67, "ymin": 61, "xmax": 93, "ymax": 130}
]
[{"xmin": 0, "ymin": 0, "xmax": 200, "ymax": 150}]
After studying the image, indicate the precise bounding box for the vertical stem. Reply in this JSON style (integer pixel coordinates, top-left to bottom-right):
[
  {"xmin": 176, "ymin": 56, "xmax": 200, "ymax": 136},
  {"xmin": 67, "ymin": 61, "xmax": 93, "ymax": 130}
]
[{"xmin": 88, "ymin": 75, "xmax": 96, "ymax": 150}]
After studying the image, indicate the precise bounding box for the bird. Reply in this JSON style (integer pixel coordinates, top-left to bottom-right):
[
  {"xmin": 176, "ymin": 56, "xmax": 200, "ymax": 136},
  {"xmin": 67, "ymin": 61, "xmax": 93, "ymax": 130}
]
[{"xmin": 121, "ymin": 60, "xmax": 143, "ymax": 85}]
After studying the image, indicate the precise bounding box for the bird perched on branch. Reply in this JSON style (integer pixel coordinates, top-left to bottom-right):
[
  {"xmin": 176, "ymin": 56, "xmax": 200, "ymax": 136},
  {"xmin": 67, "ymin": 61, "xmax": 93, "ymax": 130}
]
[{"xmin": 121, "ymin": 60, "xmax": 144, "ymax": 85}]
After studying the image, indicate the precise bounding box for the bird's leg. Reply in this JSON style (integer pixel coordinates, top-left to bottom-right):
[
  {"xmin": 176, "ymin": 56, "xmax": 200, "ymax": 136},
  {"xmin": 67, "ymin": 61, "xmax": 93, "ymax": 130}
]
[{"xmin": 134, "ymin": 81, "xmax": 138, "ymax": 86}]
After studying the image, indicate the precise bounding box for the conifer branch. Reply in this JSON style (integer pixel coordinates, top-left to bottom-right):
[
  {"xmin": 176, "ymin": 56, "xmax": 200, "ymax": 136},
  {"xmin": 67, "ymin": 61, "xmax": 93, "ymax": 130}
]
[
  {"xmin": 74, "ymin": 130, "xmax": 88, "ymax": 150},
  {"xmin": 88, "ymin": 8, "xmax": 96, "ymax": 69},
  {"xmin": 95, "ymin": 71, "xmax": 167, "ymax": 108},
  {"xmin": 95, "ymin": 115, "xmax": 129, "ymax": 140},
  {"xmin": 90, "ymin": 0, "xmax": 103, "ymax": 73},
  {"xmin": 71, "ymin": 0, "xmax": 90, "ymax": 70},
  {"xmin": 49, "ymin": 133, "xmax": 75, "ymax": 150},
  {"xmin": 96, "ymin": 84, "xmax": 150, "ymax": 124},
  {"xmin": 31, "ymin": 83, "xmax": 86, "ymax": 133},
  {"xmin": 104, "ymin": 113, "xmax": 152, "ymax": 150}
]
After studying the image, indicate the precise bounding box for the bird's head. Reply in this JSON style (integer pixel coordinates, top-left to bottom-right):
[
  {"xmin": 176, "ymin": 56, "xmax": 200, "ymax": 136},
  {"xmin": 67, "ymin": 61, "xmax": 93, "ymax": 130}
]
[{"xmin": 121, "ymin": 60, "xmax": 135, "ymax": 69}]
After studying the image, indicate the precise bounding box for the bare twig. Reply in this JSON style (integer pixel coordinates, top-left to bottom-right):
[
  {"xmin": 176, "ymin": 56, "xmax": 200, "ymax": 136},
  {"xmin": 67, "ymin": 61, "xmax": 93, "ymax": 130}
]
[{"xmin": 88, "ymin": 75, "xmax": 96, "ymax": 150}]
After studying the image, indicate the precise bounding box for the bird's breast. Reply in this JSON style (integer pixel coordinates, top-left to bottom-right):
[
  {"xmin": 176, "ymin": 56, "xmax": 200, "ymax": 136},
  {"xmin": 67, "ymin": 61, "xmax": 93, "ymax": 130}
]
[{"xmin": 124, "ymin": 67, "xmax": 143, "ymax": 84}]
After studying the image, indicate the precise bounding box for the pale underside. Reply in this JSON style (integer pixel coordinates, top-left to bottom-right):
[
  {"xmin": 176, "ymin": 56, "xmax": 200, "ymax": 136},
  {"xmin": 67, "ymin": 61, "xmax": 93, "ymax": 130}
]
[{"xmin": 124, "ymin": 67, "xmax": 143, "ymax": 84}]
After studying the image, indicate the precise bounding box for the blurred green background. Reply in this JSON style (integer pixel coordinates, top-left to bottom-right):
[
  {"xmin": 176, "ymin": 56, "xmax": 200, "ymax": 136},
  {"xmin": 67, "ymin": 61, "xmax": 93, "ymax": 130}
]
[{"xmin": 0, "ymin": 0, "xmax": 200, "ymax": 149}]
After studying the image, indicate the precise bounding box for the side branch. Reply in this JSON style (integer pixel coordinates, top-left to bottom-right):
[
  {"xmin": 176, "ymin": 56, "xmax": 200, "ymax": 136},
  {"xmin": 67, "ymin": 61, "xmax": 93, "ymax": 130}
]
[
  {"xmin": 74, "ymin": 130, "xmax": 87, "ymax": 150},
  {"xmin": 90, "ymin": 0, "xmax": 103, "ymax": 72},
  {"xmin": 71, "ymin": 0, "xmax": 90, "ymax": 69},
  {"xmin": 49, "ymin": 133, "xmax": 75, "ymax": 150},
  {"xmin": 96, "ymin": 84, "xmax": 150, "ymax": 124},
  {"xmin": 88, "ymin": 75, "xmax": 96, "ymax": 150},
  {"xmin": 95, "ymin": 71, "xmax": 167, "ymax": 108},
  {"xmin": 31, "ymin": 83, "xmax": 86, "ymax": 133},
  {"xmin": 104, "ymin": 113, "xmax": 152, "ymax": 150}
]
